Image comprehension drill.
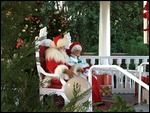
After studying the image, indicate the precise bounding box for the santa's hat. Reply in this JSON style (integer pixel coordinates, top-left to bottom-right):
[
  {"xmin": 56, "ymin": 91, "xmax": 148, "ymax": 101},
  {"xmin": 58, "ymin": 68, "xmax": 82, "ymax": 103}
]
[
  {"xmin": 70, "ymin": 42, "xmax": 82, "ymax": 53},
  {"xmin": 50, "ymin": 35, "xmax": 68, "ymax": 48}
]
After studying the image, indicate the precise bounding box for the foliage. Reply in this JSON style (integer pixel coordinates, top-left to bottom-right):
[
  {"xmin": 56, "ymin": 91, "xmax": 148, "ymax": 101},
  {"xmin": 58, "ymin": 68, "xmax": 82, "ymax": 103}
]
[
  {"xmin": 125, "ymin": 37, "xmax": 149, "ymax": 55},
  {"xmin": 93, "ymin": 93, "xmax": 136, "ymax": 112},
  {"xmin": 40, "ymin": 1, "xmax": 70, "ymax": 38},
  {"xmin": 1, "ymin": 1, "xmax": 42, "ymax": 112},
  {"xmin": 63, "ymin": 1, "xmax": 100, "ymax": 54},
  {"xmin": 1, "ymin": 40, "xmax": 39, "ymax": 112},
  {"xmin": 1, "ymin": 1, "xmax": 148, "ymax": 54},
  {"xmin": 107, "ymin": 94, "xmax": 136, "ymax": 112},
  {"xmin": 1, "ymin": 1, "xmax": 42, "ymax": 58},
  {"xmin": 1, "ymin": 75, "xmax": 92, "ymax": 112},
  {"xmin": 110, "ymin": 1, "xmax": 146, "ymax": 53}
]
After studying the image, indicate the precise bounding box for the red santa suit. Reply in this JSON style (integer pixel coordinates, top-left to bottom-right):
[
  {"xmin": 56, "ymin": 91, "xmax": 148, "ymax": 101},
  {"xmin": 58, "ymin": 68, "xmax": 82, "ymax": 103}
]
[
  {"xmin": 68, "ymin": 42, "xmax": 103, "ymax": 104},
  {"xmin": 45, "ymin": 35, "xmax": 71, "ymax": 80},
  {"xmin": 44, "ymin": 35, "xmax": 83, "ymax": 89},
  {"xmin": 45, "ymin": 47, "xmax": 71, "ymax": 80}
]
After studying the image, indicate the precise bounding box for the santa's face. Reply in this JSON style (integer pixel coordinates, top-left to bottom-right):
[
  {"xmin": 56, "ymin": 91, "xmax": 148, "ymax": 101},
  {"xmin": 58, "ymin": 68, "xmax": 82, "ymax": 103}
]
[{"xmin": 58, "ymin": 46, "xmax": 66, "ymax": 52}]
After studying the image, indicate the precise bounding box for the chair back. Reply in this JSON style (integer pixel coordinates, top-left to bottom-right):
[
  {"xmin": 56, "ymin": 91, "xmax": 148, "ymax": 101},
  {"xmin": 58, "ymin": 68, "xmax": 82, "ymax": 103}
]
[
  {"xmin": 35, "ymin": 36, "xmax": 64, "ymax": 89},
  {"xmin": 34, "ymin": 28, "xmax": 70, "ymax": 106},
  {"xmin": 35, "ymin": 36, "xmax": 51, "ymax": 81}
]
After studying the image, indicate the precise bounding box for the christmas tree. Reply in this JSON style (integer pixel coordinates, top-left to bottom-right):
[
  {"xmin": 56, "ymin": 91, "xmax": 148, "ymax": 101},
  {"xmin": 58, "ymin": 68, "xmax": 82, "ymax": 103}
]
[
  {"xmin": 1, "ymin": 1, "xmax": 90, "ymax": 112},
  {"xmin": 1, "ymin": 1, "xmax": 43, "ymax": 111}
]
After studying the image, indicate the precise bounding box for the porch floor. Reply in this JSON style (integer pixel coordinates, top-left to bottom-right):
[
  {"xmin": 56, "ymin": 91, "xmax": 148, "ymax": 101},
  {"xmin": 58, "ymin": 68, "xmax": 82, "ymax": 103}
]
[{"xmin": 102, "ymin": 93, "xmax": 149, "ymax": 112}]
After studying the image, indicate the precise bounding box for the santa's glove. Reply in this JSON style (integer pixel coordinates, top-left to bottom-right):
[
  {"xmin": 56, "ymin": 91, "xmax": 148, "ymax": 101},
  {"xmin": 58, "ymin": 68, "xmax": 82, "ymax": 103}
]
[
  {"xmin": 77, "ymin": 68, "xmax": 84, "ymax": 73},
  {"xmin": 64, "ymin": 69, "xmax": 75, "ymax": 78}
]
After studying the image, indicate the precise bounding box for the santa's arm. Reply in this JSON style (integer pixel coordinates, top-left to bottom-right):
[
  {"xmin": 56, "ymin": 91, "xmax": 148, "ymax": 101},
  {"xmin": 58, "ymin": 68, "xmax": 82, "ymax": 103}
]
[
  {"xmin": 46, "ymin": 59, "xmax": 69, "ymax": 78},
  {"xmin": 45, "ymin": 59, "xmax": 58, "ymax": 73}
]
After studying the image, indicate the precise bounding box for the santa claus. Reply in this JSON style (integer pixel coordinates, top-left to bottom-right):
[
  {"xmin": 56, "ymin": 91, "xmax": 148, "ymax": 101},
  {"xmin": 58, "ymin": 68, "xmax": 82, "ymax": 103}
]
[{"xmin": 45, "ymin": 34, "xmax": 76, "ymax": 80}]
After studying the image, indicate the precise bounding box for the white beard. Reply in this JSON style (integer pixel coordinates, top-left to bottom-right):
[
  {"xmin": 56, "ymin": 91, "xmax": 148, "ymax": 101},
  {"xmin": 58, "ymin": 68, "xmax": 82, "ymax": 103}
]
[
  {"xmin": 60, "ymin": 50, "xmax": 70, "ymax": 63},
  {"xmin": 45, "ymin": 48, "xmax": 69, "ymax": 64}
]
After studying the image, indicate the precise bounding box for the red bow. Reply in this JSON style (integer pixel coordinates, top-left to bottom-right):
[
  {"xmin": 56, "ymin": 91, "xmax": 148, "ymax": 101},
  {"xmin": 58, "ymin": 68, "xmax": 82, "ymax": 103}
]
[{"xmin": 142, "ymin": 11, "xmax": 149, "ymax": 20}]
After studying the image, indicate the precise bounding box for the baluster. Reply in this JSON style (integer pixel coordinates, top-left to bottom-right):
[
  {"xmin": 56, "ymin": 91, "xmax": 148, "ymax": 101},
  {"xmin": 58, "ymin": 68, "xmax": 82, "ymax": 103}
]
[
  {"xmin": 112, "ymin": 71, "xmax": 117, "ymax": 89},
  {"xmin": 134, "ymin": 58, "xmax": 139, "ymax": 66},
  {"xmin": 111, "ymin": 74, "xmax": 115, "ymax": 93},
  {"xmin": 116, "ymin": 59, "xmax": 122, "ymax": 92},
  {"xmin": 108, "ymin": 58, "xmax": 113, "ymax": 65},
  {"xmin": 117, "ymin": 58, "xmax": 122, "ymax": 66},
  {"xmin": 100, "ymin": 58, "xmax": 104, "ymax": 65},
  {"xmin": 142, "ymin": 58, "xmax": 148, "ymax": 62},
  {"xmin": 125, "ymin": 58, "xmax": 131, "ymax": 88},
  {"xmin": 116, "ymin": 71, "xmax": 121, "ymax": 90},
  {"xmin": 91, "ymin": 58, "xmax": 95, "ymax": 66},
  {"xmin": 98, "ymin": 58, "xmax": 101, "ymax": 65},
  {"xmin": 108, "ymin": 58, "xmax": 113, "ymax": 89},
  {"xmin": 134, "ymin": 58, "xmax": 140, "ymax": 78},
  {"xmin": 125, "ymin": 58, "xmax": 130, "ymax": 70}
]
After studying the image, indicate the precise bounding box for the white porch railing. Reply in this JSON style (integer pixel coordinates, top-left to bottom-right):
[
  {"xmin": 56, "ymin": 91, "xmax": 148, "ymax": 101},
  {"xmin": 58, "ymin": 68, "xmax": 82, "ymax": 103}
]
[
  {"xmin": 87, "ymin": 64, "xmax": 149, "ymax": 112},
  {"xmin": 81, "ymin": 56, "xmax": 149, "ymax": 94}
]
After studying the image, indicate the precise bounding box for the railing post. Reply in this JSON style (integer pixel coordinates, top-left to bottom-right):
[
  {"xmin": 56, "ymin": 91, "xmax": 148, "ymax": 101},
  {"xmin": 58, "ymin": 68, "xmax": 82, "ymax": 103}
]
[{"xmin": 138, "ymin": 62, "xmax": 149, "ymax": 104}]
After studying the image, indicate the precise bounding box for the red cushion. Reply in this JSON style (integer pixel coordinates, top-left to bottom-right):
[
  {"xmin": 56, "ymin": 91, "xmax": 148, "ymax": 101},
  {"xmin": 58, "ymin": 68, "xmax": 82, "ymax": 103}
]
[
  {"xmin": 47, "ymin": 78, "xmax": 68, "ymax": 89},
  {"xmin": 48, "ymin": 78, "xmax": 62, "ymax": 89},
  {"xmin": 39, "ymin": 46, "xmax": 49, "ymax": 70},
  {"xmin": 51, "ymin": 78, "xmax": 62, "ymax": 85}
]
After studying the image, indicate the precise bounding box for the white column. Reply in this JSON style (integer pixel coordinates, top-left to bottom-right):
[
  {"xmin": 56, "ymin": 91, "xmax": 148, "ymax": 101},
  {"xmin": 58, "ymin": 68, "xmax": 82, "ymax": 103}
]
[
  {"xmin": 143, "ymin": 1, "xmax": 148, "ymax": 44},
  {"xmin": 99, "ymin": 1, "xmax": 110, "ymax": 65}
]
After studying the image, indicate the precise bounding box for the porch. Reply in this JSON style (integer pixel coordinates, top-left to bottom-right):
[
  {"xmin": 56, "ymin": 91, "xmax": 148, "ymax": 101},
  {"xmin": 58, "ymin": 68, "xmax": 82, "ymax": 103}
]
[
  {"xmin": 102, "ymin": 93, "xmax": 149, "ymax": 112},
  {"xmin": 81, "ymin": 55, "xmax": 149, "ymax": 112}
]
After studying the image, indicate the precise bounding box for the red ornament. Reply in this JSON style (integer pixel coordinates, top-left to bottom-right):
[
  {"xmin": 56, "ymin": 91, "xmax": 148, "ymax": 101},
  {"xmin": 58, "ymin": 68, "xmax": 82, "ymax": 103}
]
[{"xmin": 16, "ymin": 38, "xmax": 24, "ymax": 48}]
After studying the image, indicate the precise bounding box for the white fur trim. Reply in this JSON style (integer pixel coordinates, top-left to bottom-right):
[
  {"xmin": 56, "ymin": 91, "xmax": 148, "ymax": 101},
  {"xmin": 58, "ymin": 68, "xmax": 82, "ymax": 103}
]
[
  {"xmin": 54, "ymin": 65, "xmax": 69, "ymax": 79},
  {"xmin": 69, "ymin": 64, "xmax": 85, "ymax": 79},
  {"xmin": 70, "ymin": 64, "xmax": 82, "ymax": 75},
  {"xmin": 71, "ymin": 64, "xmax": 86, "ymax": 79},
  {"xmin": 50, "ymin": 41, "xmax": 56, "ymax": 48},
  {"xmin": 71, "ymin": 45, "xmax": 82, "ymax": 52},
  {"xmin": 50, "ymin": 37, "xmax": 68, "ymax": 48}
]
